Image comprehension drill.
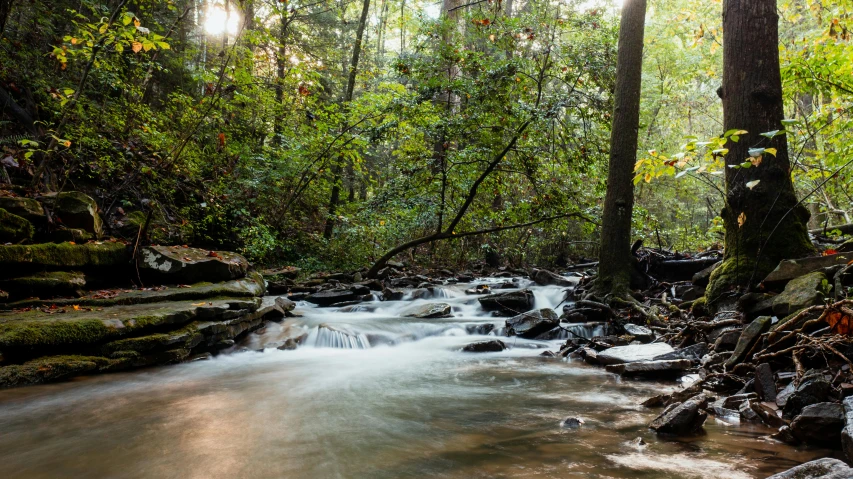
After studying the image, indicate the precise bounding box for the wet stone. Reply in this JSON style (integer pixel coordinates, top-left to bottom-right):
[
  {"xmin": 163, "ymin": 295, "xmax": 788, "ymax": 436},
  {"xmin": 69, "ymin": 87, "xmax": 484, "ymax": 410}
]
[
  {"xmin": 790, "ymin": 402, "xmax": 844, "ymax": 445},
  {"xmin": 754, "ymin": 362, "xmax": 777, "ymax": 402},
  {"xmin": 766, "ymin": 458, "xmax": 853, "ymax": 479},
  {"xmin": 505, "ymin": 308, "xmax": 558, "ymax": 339},
  {"xmin": 649, "ymin": 395, "xmax": 708, "ymax": 435},
  {"xmin": 597, "ymin": 343, "xmax": 674, "ymax": 366},
  {"xmin": 462, "ymin": 340, "xmax": 506, "ymax": 353},
  {"xmin": 623, "ymin": 323, "xmax": 654, "ymax": 343}
]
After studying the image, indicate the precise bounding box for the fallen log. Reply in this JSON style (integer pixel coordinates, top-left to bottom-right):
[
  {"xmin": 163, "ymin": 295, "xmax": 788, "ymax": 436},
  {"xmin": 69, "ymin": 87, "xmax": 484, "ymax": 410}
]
[{"xmin": 810, "ymin": 223, "xmax": 853, "ymax": 236}]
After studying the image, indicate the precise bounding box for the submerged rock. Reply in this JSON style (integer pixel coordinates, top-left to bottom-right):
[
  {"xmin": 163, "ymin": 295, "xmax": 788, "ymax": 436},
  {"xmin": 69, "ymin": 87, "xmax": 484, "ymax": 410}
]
[
  {"xmin": 505, "ymin": 308, "xmax": 558, "ymax": 338},
  {"xmin": 597, "ymin": 343, "xmax": 674, "ymax": 365},
  {"xmin": 402, "ymin": 302, "xmax": 452, "ymax": 318},
  {"xmin": 561, "ymin": 417, "xmax": 585, "ymax": 428},
  {"xmin": 478, "ymin": 289, "xmax": 534, "ymax": 315},
  {"xmin": 462, "ymin": 340, "xmax": 506, "ymax": 353},
  {"xmin": 766, "ymin": 458, "xmax": 853, "ymax": 479},
  {"xmin": 138, "ymin": 245, "xmax": 249, "ymax": 284},
  {"xmin": 649, "ymin": 395, "xmax": 707, "ymax": 435}
]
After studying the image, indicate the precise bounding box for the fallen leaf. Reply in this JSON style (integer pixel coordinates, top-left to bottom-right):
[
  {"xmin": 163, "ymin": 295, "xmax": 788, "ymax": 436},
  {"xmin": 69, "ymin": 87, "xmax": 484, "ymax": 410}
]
[
  {"xmin": 737, "ymin": 212, "xmax": 746, "ymax": 228},
  {"xmin": 825, "ymin": 310, "xmax": 853, "ymax": 335}
]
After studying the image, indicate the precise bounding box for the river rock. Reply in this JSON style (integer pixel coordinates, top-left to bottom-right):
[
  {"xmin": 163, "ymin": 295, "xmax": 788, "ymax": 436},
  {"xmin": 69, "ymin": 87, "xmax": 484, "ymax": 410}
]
[
  {"xmin": 766, "ymin": 458, "xmax": 853, "ymax": 479},
  {"xmin": 402, "ymin": 303, "xmax": 452, "ymax": 318},
  {"xmin": 138, "ymin": 245, "xmax": 249, "ymax": 284},
  {"xmin": 790, "ymin": 402, "xmax": 844, "ymax": 445},
  {"xmin": 505, "ymin": 308, "xmax": 558, "ymax": 338},
  {"xmin": 653, "ymin": 342, "xmax": 708, "ymax": 363},
  {"xmin": 712, "ymin": 328, "xmax": 741, "ymax": 352},
  {"xmin": 462, "ymin": 340, "xmax": 506, "ymax": 352},
  {"xmin": 754, "ymin": 363, "xmax": 777, "ymax": 402},
  {"xmin": 478, "ymin": 289, "xmax": 534, "ymax": 314},
  {"xmin": 597, "ymin": 343, "xmax": 674, "ymax": 366},
  {"xmin": 381, "ymin": 288, "xmax": 404, "ymax": 301},
  {"xmin": 0, "ymin": 208, "xmax": 34, "ymax": 244},
  {"xmin": 54, "ymin": 191, "xmax": 103, "ymax": 237},
  {"xmin": 0, "ymin": 197, "xmax": 45, "ymax": 225},
  {"xmin": 605, "ymin": 359, "xmax": 691, "ymax": 377},
  {"xmin": 724, "ymin": 316, "xmax": 772, "ymax": 367},
  {"xmin": 623, "ymin": 323, "xmax": 654, "ymax": 342},
  {"xmin": 784, "ymin": 373, "xmax": 832, "ymax": 419},
  {"xmin": 305, "ymin": 289, "xmax": 358, "ymax": 306},
  {"xmin": 649, "ymin": 395, "xmax": 707, "ymax": 435},
  {"xmin": 274, "ymin": 296, "xmax": 296, "ymax": 313},
  {"xmin": 0, "ymin": 271, "xmax": 86, "ymax": 299},
  {"xmin": 772, "ymin": 271, "xmax": 827, "ymax": 316},
  {"xmin": 561, "ymin": 417, "xmax": 585, "ymax": 428},
  {"xmin": 842, "ymin": 396, "xmax": 853, "ymax": 463},
  {"xmin": 763, "ymin": 254, "xmax": 852, "ymax": 287},
  {"xmin": 532, "ymin": 269, "xmax": 574, "ymax": 287}
]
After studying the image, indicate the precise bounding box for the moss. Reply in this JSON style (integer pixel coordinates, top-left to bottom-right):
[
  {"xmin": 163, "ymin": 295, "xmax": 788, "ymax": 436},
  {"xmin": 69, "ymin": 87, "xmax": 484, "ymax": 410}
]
[
  {"xmin": 55, "ymin": 191, "xmax": 103, "ymax": 237},
  {"xmin": 100, "ymin": 323, "xmax": 203, "ymax": 356},
  {"xmin": 707, "ymin": 197, "xmax": 815, "ymax": 309},
  {"xmin": 0, "ymin": 241, "xmax": 129, "ymax": 269},
  {"xmin": 0, "ymin": 354, "xmax": 119, "ymax": 388},
  {"xmin": 0, "ymin": 208, "xmax": 34, "ymax": 244},
  {"xmin": 0, "ymin": 197, "xmax": 45, "ymax": 223},
  {"xmin": 690, "ymin": 297, "xmax": 708, "ymax": 317},
  {"xmin": 0, "ymin": 271, "xmax": 86, "ymax": 300}
]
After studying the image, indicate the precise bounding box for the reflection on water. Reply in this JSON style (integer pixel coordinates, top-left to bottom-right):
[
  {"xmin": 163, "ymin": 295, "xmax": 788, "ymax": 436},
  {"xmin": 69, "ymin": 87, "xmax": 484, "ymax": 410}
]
[{"xmin": 0, "ymin": 280, "xmax": 836, "ymax": 478}]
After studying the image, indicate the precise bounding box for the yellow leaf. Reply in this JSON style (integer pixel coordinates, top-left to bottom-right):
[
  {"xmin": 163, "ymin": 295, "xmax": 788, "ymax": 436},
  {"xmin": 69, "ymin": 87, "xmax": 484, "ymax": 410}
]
[
  {"xmin": 63, "ymin": 141, "xmax": 71, "ymax": 148},
  {"xmin": 764, "ymin": 147, "xmax": 777, "ymax": 156},
  {"xmin": 71, "ymin": 38, "xmax": 77, "ymax": 45},
  {"xmin": 132, "ymin": 42, "xmax": 143, "ymax": 53},
  {"xmin": 738, "ymin": 212, "xmax": 746, "ymax": 228},
  {"xmin": 191, "ymin": 302, "xmax": 206, "ymax": 306},
  {"xmin": 72, "ymin": 305, "xmax": 80, "ymax": 311},
  {"xmin": 133, "ymin": 17, "xmax": 141, "ymax": 27},
  {"xmin": 644, "ymin": 173, "xmax": 652, "ymax": 183},
  {"xmin": 379, "ymin": 220, "xmax": 386, "ymax": 226}
]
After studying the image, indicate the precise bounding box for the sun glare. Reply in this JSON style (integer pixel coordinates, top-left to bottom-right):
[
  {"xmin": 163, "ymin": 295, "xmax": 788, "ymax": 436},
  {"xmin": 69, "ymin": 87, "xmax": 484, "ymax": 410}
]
[{"xmin": 204, "ymin": 6, "xmax": 240, "ymax": 35}]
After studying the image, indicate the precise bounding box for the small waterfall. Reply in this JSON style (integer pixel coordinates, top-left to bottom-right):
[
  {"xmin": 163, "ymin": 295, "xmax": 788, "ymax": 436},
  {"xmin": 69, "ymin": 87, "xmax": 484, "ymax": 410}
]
[
  {"xmin": 559, "ymin": 322, "xmax": 607, "ymax": 340},
  {"xmin": 532, "ymin": 286, "xmax": 570, "ymax": 311},
  {"xmin": 305, "ymin": 325, "xmax": 371, "ymax": 349}
]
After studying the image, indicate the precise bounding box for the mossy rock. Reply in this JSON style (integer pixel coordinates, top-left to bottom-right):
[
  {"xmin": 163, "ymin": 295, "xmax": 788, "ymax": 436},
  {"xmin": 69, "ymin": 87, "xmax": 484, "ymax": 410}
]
[
  {"xmin": 55, "ymin": 191, "xmax": 103, "ymax": 237},
  {"xmin": 0, "ymin": 355, "xmax": 124, "ymax": 388},
  {"xmin": 0, "ymin": 271, "xmax": 86, "ymax": 300},
  {"xmin": 771, "ymin": 271, "xmax": 828, "ymax": 317},
  {"xmin": 138, "ymin": 245, "xmax": 249, "ymax": 284},
  {"xmin": 0, "ymin": 208, "xmax": 34, "ymax": 244},
  {"xmin": 0, "ymin": 297, "xmax": 259, "ymax": 361},
  {"xmin": 0, "ymin": 197, "xmax": 45, "ymax": 224},
  {"xmin": 48, "ymin": 228, "xmax": 94, "ymax": 244},
  {"xmin": 0, "ymin": 241, "xmax": 129, "ymax": 270}
]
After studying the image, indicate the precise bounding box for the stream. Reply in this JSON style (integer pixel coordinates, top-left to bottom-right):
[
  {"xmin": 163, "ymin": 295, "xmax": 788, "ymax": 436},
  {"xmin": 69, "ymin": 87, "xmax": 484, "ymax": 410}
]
[{"xmin": 0, "ymin": 278, "xmax": 835, "ymax": 478}]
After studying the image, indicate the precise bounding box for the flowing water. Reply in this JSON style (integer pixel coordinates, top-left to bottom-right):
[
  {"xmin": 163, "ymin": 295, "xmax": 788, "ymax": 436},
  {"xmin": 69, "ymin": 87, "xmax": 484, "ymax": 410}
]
[{"xmin": 0, "ymin": 278, "xmax": 837, "ymax": 478}]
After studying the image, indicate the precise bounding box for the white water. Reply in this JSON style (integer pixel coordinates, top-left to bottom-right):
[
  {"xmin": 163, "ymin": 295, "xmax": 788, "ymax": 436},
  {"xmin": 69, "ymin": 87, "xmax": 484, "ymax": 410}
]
[{"xmin": 0, "ymin": 276, "xmax": 832, "ymax": 478}]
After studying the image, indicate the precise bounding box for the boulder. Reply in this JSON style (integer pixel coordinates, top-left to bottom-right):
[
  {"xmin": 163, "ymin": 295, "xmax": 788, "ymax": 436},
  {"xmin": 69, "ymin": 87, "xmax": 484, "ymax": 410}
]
[
  {"xmin": 724, "ymin": 316, "xmax": 772, "ymax": 367},
  {"xmin": 790, "ymin": 402, "xmax": 844, "ymax": 445},
  {"xmin": 305, "ymin": 289, "xmax": 358, "ymax": 307},
  {"xmin": 754, "ymin": 363, "xmax": 777, "ymax": 402},
  {"xmin": 478, "ymin": 289, "xmax": 534, "ymax": 314},
  {"xmin": 653, "ymin": 343, "xmax": 708, "ymax": 363},
  {"xmin": 649, "ymin": 395, "xmax": 707, "ymax": 435},
  {"xmin": 0, "ymin": 242, "xmax": 129, "ymax": 271},
  {"xmin": 54, "ymin": 191, "xmax": 102, "ymax": 237},
  {"xmin": 137, "ymin": 245, "xmax": 249, "ymax": 284},
  {"xmin": 772, "ymin": 271, "xmax": 828, "ymax": 317},
  {"xmin": 763, "ymin": 254, "xmax": 852, "ymax": 287},
  {"xmin": 623, "ymin": 323, "xmax": 654, "ymax": 342},
  {"xmin": 274, "ymin": 296, "xmax": 296, "ymax": 313},
  {"xmin": 0, "ymin": 197, "xmax": 45, "ymax": 224},
  {"xmin": 766, "ymin": 458, "xmax": 853, "ymax": 479},
  {"xmin": 783, "ymin": 374, "xmax": 832, "ymax": 419},
  {"xmin": 505, "ymin": 308, "xmax": 558, "ymax": 338},
  {"xmin": 462, "ymin": 340, "xmax": 506, "ymax": 353},
  {"xmin": 842, "ymin": 396, "xmax": 853, "ymax": 463},
  {"xmin": 561, "ymin": 417, "xmax": 585, "ymax": 428},
  {"xmin": 50, "ymin": 228, "xmax": 93, "ymax": 244},
  {"xmin": 532, "ymin": 269, "xmax": 574, "ymax": 287},
  {"xmin": 597, "ymin": 343, "xmax": 674, "ymax": 366},
  {"xmin": 402, "ymin": 303, "xmax": 452, "ymax": 318},
  {"xmin": 605, "ymin": 359, "xmax": 691, "ymax": 377},
  {"xmin": 692, "ymin": 261, "xmax": 721, "ymax": 287},
  {"xmin": 713, "ymin": 328, "xmax": 741, "ymax": 352},
  {"xmin": 0, "ymin": 271, "xmax": 86, "ymax": 299},
  {"xmin": 0, "ymin": 208, "xmax": 34, "ymax": 244}
]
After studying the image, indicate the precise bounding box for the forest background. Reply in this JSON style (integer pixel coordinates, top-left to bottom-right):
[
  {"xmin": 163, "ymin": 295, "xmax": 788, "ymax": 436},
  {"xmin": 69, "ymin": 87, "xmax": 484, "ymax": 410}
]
[{"xmin": 0, "ymin": 0, "xmax": 850, "ymax": 272}]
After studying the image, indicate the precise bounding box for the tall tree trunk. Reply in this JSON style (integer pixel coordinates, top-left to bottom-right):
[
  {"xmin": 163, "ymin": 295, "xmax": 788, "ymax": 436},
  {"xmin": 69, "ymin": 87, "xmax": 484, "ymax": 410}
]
[
  {"xmin": 0, "ymin": 0, "xmax": 14, "ymax": 36},
  {"xmin": 273, "ymin": 9, "xmax": 288, "ymax": 142},
  {"xmin": 705, "ymin": 0, "xmax": 815, "ymax": 303},
  {"xmin": 323, "ymin": 0, "xmax": 371, "ymax": 239},
  {"xmin": 594, "ymin": 0, "xmax": 647, "ymax": 298}
]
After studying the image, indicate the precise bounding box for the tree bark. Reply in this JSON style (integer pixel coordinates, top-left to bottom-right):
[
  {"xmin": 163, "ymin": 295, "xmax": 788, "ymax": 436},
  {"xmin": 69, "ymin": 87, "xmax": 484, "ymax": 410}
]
[
  {"xmin": 0, "ymin": 0, "xmax": 13, "ymax": 36},
  {"xmin": 594, "ymin": 0, "xmax": 647, "ymax": 297},
  {"xmin": 706, "ymin": 0, "xmax": 815, "ymax": 303},
  {"xmin": 323, "ymin": 0, "xmax": 371, "ymax": 239}
]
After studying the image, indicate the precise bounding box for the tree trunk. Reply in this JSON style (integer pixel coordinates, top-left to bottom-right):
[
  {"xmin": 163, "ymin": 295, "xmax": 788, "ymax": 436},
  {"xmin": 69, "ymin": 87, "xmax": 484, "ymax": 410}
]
[
  {"xmin": 706, "ymin": 0, "xmax": 815, "ymax": 303},
  {"xmin": 323, "ymin": 0, "xmax": 371, "ymax": 239},
  {"xmin": 273, "ymin": 10, "xmax": 289, "ymax": 142},
  {"xmin": 594, "ymin": 0, "xmax": 647, "ymax": 297},
  {"xmin": 0, "ymin": 0, "xmax": 14, "ymax": 36}
]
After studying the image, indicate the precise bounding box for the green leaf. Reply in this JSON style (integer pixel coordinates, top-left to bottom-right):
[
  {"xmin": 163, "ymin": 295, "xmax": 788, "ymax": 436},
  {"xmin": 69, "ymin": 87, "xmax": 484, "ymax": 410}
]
[
  {"xmin": 724, "ymin": 129, "xmax": 748, "ymax": 138},
  {"xmin": 748, "ymin": 147, "xmax": 765, "ymax": 157},
  {"xmin": 760, "ymin": 129, "xmax": 785, "ymax": 139},
  {"xmin": 746, "ymin": 180, "xmax": 760, "ymax": 189},
  {"xmin": 781, "ymin": 119, "xmax": 800, "ymax": 127},
  {"xmin": 712, "ymin": 148, "xmax": 729, "ymax": 156}
]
